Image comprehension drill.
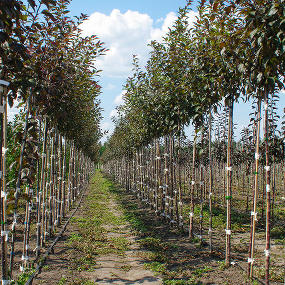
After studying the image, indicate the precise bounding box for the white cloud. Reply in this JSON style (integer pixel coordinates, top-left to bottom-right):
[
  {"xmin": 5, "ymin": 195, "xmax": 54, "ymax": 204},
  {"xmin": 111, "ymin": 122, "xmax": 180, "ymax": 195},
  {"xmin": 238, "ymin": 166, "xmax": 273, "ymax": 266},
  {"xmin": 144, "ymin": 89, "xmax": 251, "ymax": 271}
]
[
  {"xmin": 150, "ymin": 12, "xmax": 177, "ymax": 42},
  {"xmin": 114, "ymin": 90, "xmax": 126, "ymax": 105},
  {"xmin": 100, "ymin": 120, "xmax": 114, "ymax": 143},
  {"xmin": 81, "ymin": 9, "xmax": 153, "ymax": 78},
  {"xmin": 101, "ymin": 121, "xmax": 111, "ymax": 130},
  {"xmin": 80, "ymin": 9, "xmax": 198, "ymax": 78},
  {"xmin": 109, "ymin": 109, "xmax": 118, "ymax": 118}
]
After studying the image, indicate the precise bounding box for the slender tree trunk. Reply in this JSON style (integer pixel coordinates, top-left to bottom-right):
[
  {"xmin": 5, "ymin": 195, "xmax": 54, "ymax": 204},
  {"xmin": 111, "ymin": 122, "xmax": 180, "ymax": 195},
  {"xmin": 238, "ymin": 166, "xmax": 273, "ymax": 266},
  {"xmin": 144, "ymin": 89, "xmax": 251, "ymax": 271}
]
[
  {"xmin": 22, "ymin": 185, "xmax": 32, "ymax": 270},
  {"xmin": 264, "ymin": 94, "xmax": 271, "ymax": 285},
  {"xmin": 163, "ymin": 137, "xmax": 170, "ymax": 221},
  {"xmin": 36, "ymin": 117, "xmax": 47, "ymax": 257},
  {"xmin": 0, "ymin": 81, "xmax": 9, "ymax": 281},
  {"xmin": 189, "ymin": 133, "xmax": 197, "ymax": 239},
  {"xmin": 9, "ymin": 91, "xmax": 32, "ymax": 276},
  {"xmin": 271, "ymin": 163, "xmax": 276, "ymax": 225},
  {"xmin": 199, "ymin": 163, "xmax": 204, "ymax": 243},
  {"xmin": 169, "ymin": 135, "xmax": 174, "ymax": 225},
  {"xmin": 42, "ymin": 130, "xmax": 50, "ymax": 245},
  {"xmin": 156, "ymin": 140, "xmax": 162, "ymax": 215},
  {"xmin": 57, "ymin": 134, "xmax": 63, "ymax": 226},
  {"xmin": 177, "ymin": 134, "xmax": 184, "ymax": 230},
  {"xmin": 225, "ymin": 99, "xmax": 233, "ymax": 267},
  {"xmin": 249, "ymin": 98, "xmax": 262, "ymax": 277},
  {"xmin": 48, "ymin": 131, "xmax": 55, "ymax": 237},
  {"xmin": 61, "ymin": 139, "xmax": 67, "ymax": 218},
  {"xmin": 199, "ymin": 131, "xmax": 205, "ymax": 244},
  {"xmin": 208, "ymin": 111, "xmax": 213, "ymax": 253}
]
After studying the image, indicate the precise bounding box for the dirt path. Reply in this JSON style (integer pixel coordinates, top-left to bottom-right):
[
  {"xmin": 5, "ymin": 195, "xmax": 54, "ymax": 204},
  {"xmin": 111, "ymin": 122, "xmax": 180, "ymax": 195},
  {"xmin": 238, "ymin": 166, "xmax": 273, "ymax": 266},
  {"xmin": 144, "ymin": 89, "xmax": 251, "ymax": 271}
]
[{"xmin": 33, "ymin": 172, "xmax": 162, "ymax": 284}]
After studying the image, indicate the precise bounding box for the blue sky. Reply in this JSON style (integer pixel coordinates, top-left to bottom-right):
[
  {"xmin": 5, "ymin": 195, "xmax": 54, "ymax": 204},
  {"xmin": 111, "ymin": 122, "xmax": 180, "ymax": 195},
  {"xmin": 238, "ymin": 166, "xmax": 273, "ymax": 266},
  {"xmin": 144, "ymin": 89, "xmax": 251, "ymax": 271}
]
[{"xmin": 68, "ymin": 0, "xmax": 196, "ymax": 19}]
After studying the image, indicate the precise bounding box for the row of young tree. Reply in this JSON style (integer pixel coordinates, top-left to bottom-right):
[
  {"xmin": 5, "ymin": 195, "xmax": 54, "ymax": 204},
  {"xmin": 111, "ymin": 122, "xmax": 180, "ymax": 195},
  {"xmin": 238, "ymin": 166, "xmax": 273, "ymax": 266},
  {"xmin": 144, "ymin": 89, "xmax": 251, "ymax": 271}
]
[
  {"xmin": 1, "ymin": 0, "xmax": 105, "ymax": 282},
  {"xmin": 102, "ymin": 0, "xmax": 284, "ymax": 284}
]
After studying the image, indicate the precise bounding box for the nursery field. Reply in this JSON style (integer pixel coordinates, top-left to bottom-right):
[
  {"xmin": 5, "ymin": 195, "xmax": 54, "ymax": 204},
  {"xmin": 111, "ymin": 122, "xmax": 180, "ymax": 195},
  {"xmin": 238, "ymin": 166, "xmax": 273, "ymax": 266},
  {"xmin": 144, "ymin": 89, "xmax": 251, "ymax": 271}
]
[
  {"xmin": 36, "ymin": 171, "xmax": 284, "ymax": 285},
  {"xmin": 0, "ymin": 0, "xmax": 284, "ymax": 284}
]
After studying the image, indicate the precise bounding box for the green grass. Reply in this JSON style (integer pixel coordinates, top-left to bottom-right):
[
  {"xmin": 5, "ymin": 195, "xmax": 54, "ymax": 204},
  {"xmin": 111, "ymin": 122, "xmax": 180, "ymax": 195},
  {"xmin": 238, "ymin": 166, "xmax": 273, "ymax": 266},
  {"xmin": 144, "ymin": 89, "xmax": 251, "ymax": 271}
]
[
  {"xmin": 70, "ymin": 278, "xmax": 97, "ymax": 285},
  {"xmin": 144, "ymin": 261, "xmax": 168, "ymax": 275},
  {"xmin": 138, "ymin": 237, "xmax": 168, "ymax": 251},
  {"xmin": 271, "ymin": 226, "xmax": 285, "ymax": 239},
  {"xmin": 58, "ymin": 277, "xmax": 67, "ymax": 285},
  {"xmin": 15, "ymin": 269, "xmax": 36, "ymax": 285},
  {"xmin": 143, "ymin": 251, "xmax": 168, "ymax": 263},
  {"xmin": 120, "ymin": 264, "xmax": 132, "ymax": 271},
  {"xmin": 192, "ymin": 266, "xmax": 213, "ymax": 277},
  {"xmin": 255, "ymin": 266, "xmax": 284, "ymax": 282},
  {"xmin": 217, "ymin": 260, "xmax": 226, "ymax": 270},
  {"xmin": 163, "ymin": 279, "xmax": 202, "ymax": 285},
  {"xmin": 275, "ymin": 238, "xmax": 285, "ymax": 245},
  {"xmin": 69, "ymin": 171, "xmax": 285, "ymax": 285},
  {"xmin": 64, "ymin": 171, "xmax": 134, "ymax": 278},
  {"xmin": 71, "ymin": 255, "xmax": 97, "ymax": 272}
]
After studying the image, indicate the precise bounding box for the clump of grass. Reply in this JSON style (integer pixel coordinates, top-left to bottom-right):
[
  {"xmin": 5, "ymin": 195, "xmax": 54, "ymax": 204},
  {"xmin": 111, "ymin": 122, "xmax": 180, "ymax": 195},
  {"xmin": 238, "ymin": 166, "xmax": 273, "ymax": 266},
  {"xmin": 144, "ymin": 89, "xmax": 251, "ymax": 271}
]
[
  {"xmin": 68, "ymin": 233, "xmax": 83, "ymax": 242},
  {"xmin": 71, "ymin": 217, "xmax": 88, "ymax": 223},
  {"xmin": 16, "ymin": 269, "xmax": 36, "ymax": 285},
  {"xmin": 163, "ymin": 279, "xmax": 201, "ymax": 285},
  {"xmin": 42, "ymin": 265, "xmax": 49, "ymax": 271},
  {"xmin": 58, "ymin": 277, "xmax": 67, "ymax": 284},
  {"xmin": 121, "ymin": 264, "xmax": 132, "ymax": 271},
  {"xmin": 217, "ymin": 261, "xmax": 226, "ymax": 270},
  {"xmin": 271, "ymin": 226, "xmax": 285, "ymax": 239},
  {"xmin": 109, "ymin": 236, "xmax": 130, "ymax": 250},
  {"xmin": 123, "ymin": 211, "xmax": 148, "ymax": 233},
  {"xmin": 144, "ymin": 261, "xmax": 167, "ymax": 275},
  {"xmin": 71, "ymin": 278, "xmax": 97, "ymax": 285},
  {"xmin": 255, "ymin": 266, "xmax": 284, "ymax": 282},
  {"xmin": 192, "ymin": 266, "xmax": 213, "ymax": 277},
  {"xmin": 71, "ymin": 255, "xmax": 97, "ymax": 272},
  {"xmin": 138, "ymin": 237, "xmax": 169, "ymax": 251},
  {"xmin": 145, "ymin": 251, "xmax": 168, "ymax": 263},
  {"xmin": 275, "ymin": 238, "xmax": 285, "ymax": 245}
]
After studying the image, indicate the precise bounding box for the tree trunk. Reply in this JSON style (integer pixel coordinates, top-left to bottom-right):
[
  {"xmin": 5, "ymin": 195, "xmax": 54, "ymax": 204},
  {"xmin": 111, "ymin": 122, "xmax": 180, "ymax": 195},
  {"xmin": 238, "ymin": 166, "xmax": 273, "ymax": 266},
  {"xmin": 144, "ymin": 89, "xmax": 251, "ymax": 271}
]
[
  {"xmin": 225, "ymin": 99, "xmax": 233, "ymax": 267},
  {"xmin": 248, "ymin": 98, "xmax": 262, "ymax": 277},
  {"xmin": 9, "ymin": 91, "xmax": 32, "ymax": 276},
  {"xmin": 208, "ymin": 111, "xmax": 213, "ymax": 253},
  {"xmin": 264, "ymin": 94, "xmax": 271, "ymax": 285},
  {"xmin": 189, "ymin": 132, "xmax": 197, "ymax": 239}
]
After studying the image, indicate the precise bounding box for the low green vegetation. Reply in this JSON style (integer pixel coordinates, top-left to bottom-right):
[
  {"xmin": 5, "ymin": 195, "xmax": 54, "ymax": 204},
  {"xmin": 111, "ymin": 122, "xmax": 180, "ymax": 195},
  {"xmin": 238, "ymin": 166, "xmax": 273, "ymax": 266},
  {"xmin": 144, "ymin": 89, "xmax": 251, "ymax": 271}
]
[
  {"xmin": 163, "ymin": 280, "xmax": 202, "ymax": 285},
  {"xmin": 255, "ymin": 266, "xmax": 284, "ymax": 282},
  {"xmin": 271, "ymin": 226, "xmax": 285, "ymax": 239},
  {"xmin": 14, "ymin": 269, "xmax": 36, "ymax": 285},
  {"xmin": 144, "ymin": 261, "xmax": 168, "ymax": 275},
  {"xmin": 63, "ymin": 172, "xmax": 135, "ymax": 279}
]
